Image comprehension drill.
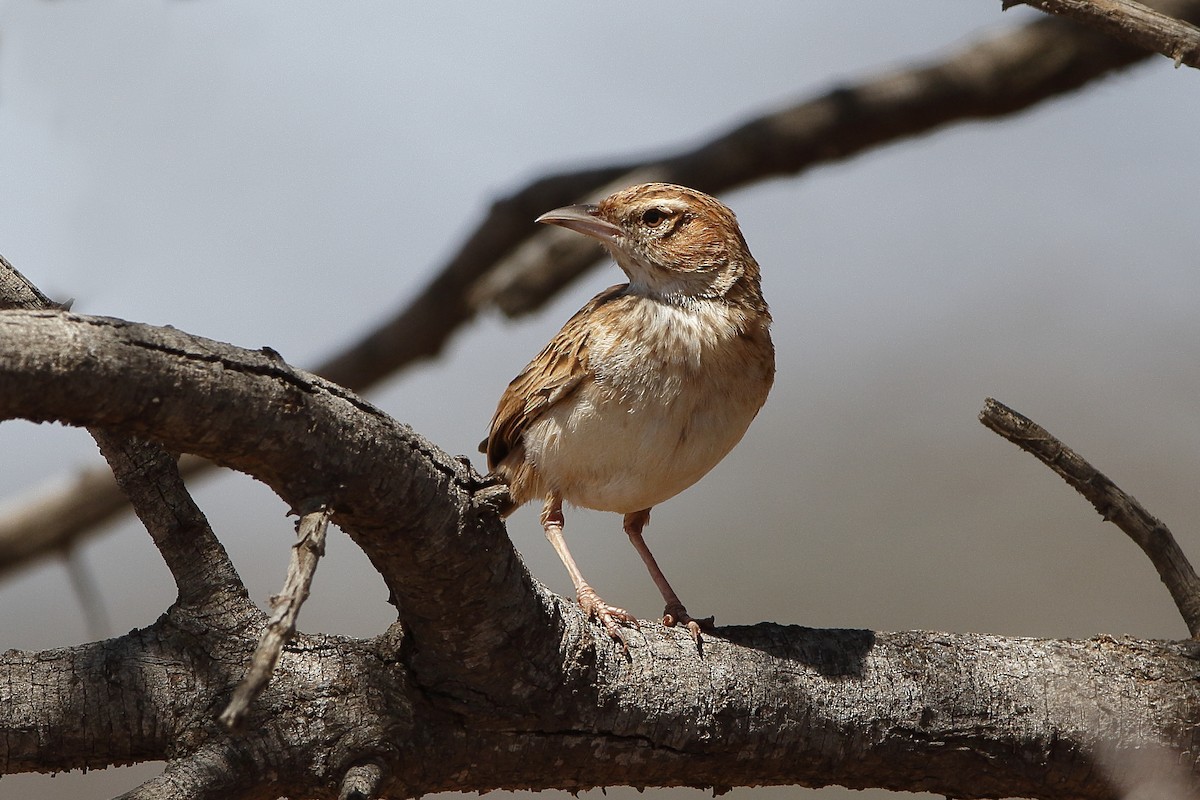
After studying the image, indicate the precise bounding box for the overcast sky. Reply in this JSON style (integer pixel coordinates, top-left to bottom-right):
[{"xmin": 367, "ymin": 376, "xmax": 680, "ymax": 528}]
[{"xmin": 3, "ymin": 3, "xmax": 1199, "ymax": 798}]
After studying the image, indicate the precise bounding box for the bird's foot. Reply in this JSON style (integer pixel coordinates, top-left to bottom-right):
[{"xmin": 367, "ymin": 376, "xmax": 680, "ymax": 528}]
[
  {"xmin": 663, "ymin": 602, "xmax": 715, "ymax": 644},
  {"xmin": 577, "ymin": 585, "xmax": 639, "ymax": 650}
]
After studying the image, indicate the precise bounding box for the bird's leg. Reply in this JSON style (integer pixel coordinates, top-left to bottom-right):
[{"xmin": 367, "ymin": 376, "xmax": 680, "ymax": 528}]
[
  {"xmin": 623, "ymin": 508, "xmax": 714, "ymax": 642},
  {"xmin": 540, "ymin": 495, "xmax": 638, "ymax": 648}
]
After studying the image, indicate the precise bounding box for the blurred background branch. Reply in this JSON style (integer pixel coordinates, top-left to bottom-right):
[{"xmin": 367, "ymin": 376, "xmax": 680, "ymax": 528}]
[{"xmin": 4, "ymin": 3, "xmax": 1198, "ymax": 578}]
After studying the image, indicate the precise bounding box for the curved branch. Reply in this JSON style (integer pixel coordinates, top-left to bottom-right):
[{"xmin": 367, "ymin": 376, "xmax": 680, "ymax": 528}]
[
  {"xmin": 0, "ymin": 309, "xmax": 560, "ymax": 699},
  {"xmin": 1009, "ymin": 0, "xmax": 1200, "ymax": 68},
  {"xmin": 980, "ymin": 398, "xmax": 1200, "ymax": 637},
  {"xmin": 6, "ymin": 1, "xmax": 1200, "ymax": 572}
]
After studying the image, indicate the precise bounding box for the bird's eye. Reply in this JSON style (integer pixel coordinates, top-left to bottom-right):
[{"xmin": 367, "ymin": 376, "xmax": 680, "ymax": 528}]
[{"xmin": 641, "ymin": 208, "xmax": 667, "ymax": 226}]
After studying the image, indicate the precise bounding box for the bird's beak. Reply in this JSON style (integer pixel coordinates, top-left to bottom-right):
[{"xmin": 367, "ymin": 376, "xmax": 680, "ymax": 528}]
[{"xmin": 535, "ymin": 204, "xmax": 621, "ymax": 241}]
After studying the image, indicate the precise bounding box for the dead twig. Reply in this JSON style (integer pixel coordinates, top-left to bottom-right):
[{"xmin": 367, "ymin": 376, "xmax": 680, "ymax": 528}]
[
  {"xmin": 220, "ymin": 504, "xmax": 332, "ymax": 729},
  {"xmin": 1007, "ymin": 0, "xmax": 1200, "ymax": 68},
  {"xmin": 979, "ymin": 397, "xmax": 1200, "ymax": 638}
]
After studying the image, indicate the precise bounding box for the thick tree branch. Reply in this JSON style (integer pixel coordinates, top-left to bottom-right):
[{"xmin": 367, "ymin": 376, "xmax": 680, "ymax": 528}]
[
  {"xmin": 1008, "ymin": 0, "xmax": 1200, "ymax": 68},
  {"xmin": 979, "ymin": 398, "xmax": 1200, "ymax": 637},
  {"xmin": 0, "ymin": 309, "xmax": 557, "ymax": 700},
  {"xmin": 114, "ymin": 745, "xmax": 246, "ymax": 800},
  {"xmin": 6, "ymin": 0, "xmax": 1200, "ymax": 573},
  {"xmin": 4, "ymin": 607, "xmax": 1200, "ymax": 798}
]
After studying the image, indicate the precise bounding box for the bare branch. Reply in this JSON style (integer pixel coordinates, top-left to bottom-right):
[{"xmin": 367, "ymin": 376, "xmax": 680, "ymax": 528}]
[
  {"xmin": 0, "ymin": 310, "xmax": 553, "ymax": 697},
  {"xmin": 8, "ymin": 605, "xmax": 1200, "ymax": 798},
  {"xmin": 93, "ymin": 431, "xmax": 248, "ymax": 613},
  {"xmin": 979, "ymin": 398, "xmax": 1200, "ymax": 637},
  {"xmin": 0, "ymin": 461, "xmax": 137, "ymax": 577},
  {"xmin": 6, "ymin": 2, "xmax": 1200, "ymax": 574},
  {"xmin": 5, "ymin": 311, "xmax": 1200, "ymax": 795},
  {"xmin": 1007, "ymin": 0, "xmax": 1200, "ymax": 68},
  {"xmin": 220, "ymin": 504, "xmax": 331, "ymax": 730}
]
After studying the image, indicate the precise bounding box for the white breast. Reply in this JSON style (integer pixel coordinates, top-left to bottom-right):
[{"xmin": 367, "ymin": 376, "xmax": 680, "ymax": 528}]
[{"xmin": 520, "ymin": 297, "xmax": 772, "ymax": 513}]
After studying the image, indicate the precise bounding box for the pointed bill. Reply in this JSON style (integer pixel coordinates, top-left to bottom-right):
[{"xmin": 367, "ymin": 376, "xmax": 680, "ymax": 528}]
[{"xmin": 535, "ymin": 204, "xmax": 621, "ymax": 241}]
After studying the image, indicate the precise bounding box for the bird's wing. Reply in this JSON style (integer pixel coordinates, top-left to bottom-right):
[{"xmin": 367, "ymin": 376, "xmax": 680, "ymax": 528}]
[{"xmin": 484, "ymin": 284, "xmax": 626, "ymax": 471}]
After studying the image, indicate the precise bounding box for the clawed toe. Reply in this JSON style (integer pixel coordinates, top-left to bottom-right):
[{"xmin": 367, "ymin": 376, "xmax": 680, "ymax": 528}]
[
  {"xmin": 663, "ymin": 602, "xmax": 715, "ymax": 644},
  {"xmin": 577, "ymin": 585, "xmax": 639, "ymax": 649}
]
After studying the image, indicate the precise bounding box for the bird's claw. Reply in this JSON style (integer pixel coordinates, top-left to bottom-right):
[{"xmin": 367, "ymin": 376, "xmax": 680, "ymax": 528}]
[
  {"xmin": 663, "ymin": 602, "xmax": 715, "ymax": 644},
  {"xmin": 577, "ymin": 585, "xmax": 639, "ymax": 650}
]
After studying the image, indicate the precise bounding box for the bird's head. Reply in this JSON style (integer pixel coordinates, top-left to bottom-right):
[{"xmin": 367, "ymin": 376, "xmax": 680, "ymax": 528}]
[{"xmin": 536, "ymin": 183, "xmax": 764, "ymax": 308}]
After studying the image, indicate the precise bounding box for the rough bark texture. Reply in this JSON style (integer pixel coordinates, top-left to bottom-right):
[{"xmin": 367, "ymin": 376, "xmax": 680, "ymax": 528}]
[{"xmin": 1, "ymin": 311, "xmax": 1200, "ymax": 799}]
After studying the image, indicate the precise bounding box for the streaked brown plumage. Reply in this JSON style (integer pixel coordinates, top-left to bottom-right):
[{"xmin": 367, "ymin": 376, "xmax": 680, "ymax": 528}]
[{"xmin": 483, "ymin": 183, "xmax": 774, "ymax": 647}]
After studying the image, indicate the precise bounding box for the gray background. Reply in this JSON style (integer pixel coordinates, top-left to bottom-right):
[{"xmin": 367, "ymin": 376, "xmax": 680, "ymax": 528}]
[{"xmin": 2, "ymin": 2, "xmax": 1198, "ymax": 798}]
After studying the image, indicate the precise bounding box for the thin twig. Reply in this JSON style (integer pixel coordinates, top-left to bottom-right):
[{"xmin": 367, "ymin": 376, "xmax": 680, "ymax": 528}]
[
  {"xmin": 979, "ymin": 397, "xmax": 1200, "ymax": 637},
  {"xmin": 1007, "ymin": 0, "xmax": 1200, "ymax": 68},
  {"xmin": 220, "ymin": 504, "xmax": 332, "ymax": 729}
]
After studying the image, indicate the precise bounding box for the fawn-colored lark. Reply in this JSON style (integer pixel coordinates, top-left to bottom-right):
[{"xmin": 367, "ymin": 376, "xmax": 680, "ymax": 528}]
[{"xmin": 483, "ymin": 183, "xmax": 774, "ymax": 646}]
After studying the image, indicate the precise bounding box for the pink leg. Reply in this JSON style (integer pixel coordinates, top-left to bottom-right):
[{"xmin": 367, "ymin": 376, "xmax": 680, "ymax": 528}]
[
  {"xmin": 541, "ymin": 495, "xmax": 638, "ymax": 648},
  {"xmin": 623, "ymin": 508, "xmax": 713, "ymax": 642}
]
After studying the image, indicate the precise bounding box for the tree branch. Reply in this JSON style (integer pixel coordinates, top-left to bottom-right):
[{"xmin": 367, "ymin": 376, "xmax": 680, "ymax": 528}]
[
  {"xmin": 339, "ymin": 762, "xmax": 385, "ymax": 800},
  {"xmin": 979, "ymin": 398, "xmax": 1200, "ymax": 637},
  {"xmin": 6, "ymin": 0, "xmax": 1200, "ymax": 574},
  {"xmin": 1008, "ymin": 0, "xmax": 1200, "ymax": 68},
  {"xmin": 114, "ymin": 745, "xmax": 255, "ymax": 800},
  {"xmin": 5, "ymin": 609, "xmax": 1200, "ymax": 798},
  {"xmin": 0, "ymin": 309, "xmax": 556, "ymax": 699},
  {"xmin": 94, "ymin": 431, "xmax": 249, "ymax": 614}
]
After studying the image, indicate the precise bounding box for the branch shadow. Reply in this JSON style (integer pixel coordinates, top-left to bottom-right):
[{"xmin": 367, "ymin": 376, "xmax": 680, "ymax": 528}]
[{"xmin": 716, "ymin": 622, "xmax": 875, "ymax": 678}]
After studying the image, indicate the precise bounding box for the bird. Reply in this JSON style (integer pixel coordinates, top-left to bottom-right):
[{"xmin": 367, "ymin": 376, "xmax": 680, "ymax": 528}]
[{"xmin": 481, "ymin": 182, "xmax": 774, "ymax": 647}]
